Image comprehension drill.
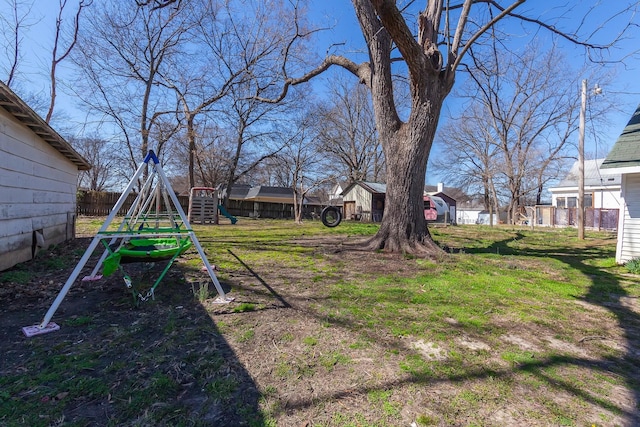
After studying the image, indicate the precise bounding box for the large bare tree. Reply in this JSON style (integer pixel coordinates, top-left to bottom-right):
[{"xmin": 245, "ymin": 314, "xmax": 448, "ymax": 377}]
[
  {"xmin": 0, "ymin": 0, "xmax": 36, "ymax": 88},
  {"xmin": 69, "ymin": 135, "xmax": 116, "ymax": 191},
  {"xmin": 434, "ymin": 43, "xmax": 598, "ymax": 223},
  {"xmin": 256, "ymin": 0, "xmax": 636, "ymax": 254},
  {"xmin": 161, "ymin": 0, "xmax": 297, "ymax": 190},
  {"xmin": 267, "ymin": 106, "xmax": 332, "ymax": 223},
  {"xmin": 216, "ymin": 80, "xmax": 293, "ymax": 207},
  {"xmin": 73, "ymin": 0, "xmax": 194, "ymax": 177}
]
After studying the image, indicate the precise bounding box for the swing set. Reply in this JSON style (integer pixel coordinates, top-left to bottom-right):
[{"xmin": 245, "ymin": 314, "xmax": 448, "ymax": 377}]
[{"xmin": 22, "ymin": 150, "xmax": 233, "ymax": 337}]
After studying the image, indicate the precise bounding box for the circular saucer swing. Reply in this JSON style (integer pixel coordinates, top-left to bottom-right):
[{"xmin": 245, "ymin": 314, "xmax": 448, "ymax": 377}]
[{"xmin": 103, "ymin": 237, "xmax": 192, "ymax": 275}]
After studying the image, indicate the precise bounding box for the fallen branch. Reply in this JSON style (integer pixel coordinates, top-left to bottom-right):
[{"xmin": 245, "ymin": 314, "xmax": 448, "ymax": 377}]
[{"xmin": 578, "ymin": 335, "xmax": 608, "ymax": 343}]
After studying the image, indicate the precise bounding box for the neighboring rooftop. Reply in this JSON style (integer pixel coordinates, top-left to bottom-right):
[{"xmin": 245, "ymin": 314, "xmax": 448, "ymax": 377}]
[
  {"xmin": 556, "ymin": 159, "xmax": 621, "ymax": 188},
  {"xmin": 601, "ymin": 103, "xmax": 640, "ymax": 171}
]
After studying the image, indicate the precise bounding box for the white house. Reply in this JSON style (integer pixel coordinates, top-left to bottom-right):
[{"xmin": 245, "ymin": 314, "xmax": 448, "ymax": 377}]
[
  {"xmin": 601, "ymin": 104, "xmax": 640, "ymax": 264},
  {"xmin": 0, "ymin": 82, "xmax": 90, "ymax": 271},
  {"xmin": 330, "ymin": 181, "xmax": 347, "ymax": 201},
  {"xmin": 548, "ymin": 158, "xmax": 621, "ymax": 210}
]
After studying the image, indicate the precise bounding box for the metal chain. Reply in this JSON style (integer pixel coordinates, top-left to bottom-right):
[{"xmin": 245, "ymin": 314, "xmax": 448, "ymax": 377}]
[{"xmin": 137, "ymin": 288, "xmax": 155, "ymax": 302}]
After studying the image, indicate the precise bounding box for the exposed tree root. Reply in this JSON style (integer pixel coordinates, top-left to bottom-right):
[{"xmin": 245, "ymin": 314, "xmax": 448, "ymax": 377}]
[{"xmin": 362, "ymin": 231, "xmax": 445, "ymax": 257}]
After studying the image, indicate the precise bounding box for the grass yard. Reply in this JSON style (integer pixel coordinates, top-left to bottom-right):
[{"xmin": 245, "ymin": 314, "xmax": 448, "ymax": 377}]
[{"xmin": 0, "ymin": 218, "xmax": 638, "ymax": 426}]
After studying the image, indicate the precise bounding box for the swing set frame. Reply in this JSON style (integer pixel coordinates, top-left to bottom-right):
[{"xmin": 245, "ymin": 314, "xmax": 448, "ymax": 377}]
[{"xmin": 22, "ymin": 150, "xmax": 232, "ymax": 337}]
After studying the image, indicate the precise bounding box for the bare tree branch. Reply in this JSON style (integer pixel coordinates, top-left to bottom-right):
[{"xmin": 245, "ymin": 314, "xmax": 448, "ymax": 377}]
[
  {"xmin": 45, "ymin": 0, "xmax": 91, "ymax": 123},
  {"xmin": 252, "ymin": 54, "xmax": 365, "ymax": 103}
]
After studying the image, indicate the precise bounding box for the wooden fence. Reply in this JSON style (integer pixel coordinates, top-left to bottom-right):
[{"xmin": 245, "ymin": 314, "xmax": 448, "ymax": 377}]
[
  {"xmin": 77, "ymin": 190, "xmax": 190, "ymax": 216},
  {"xmin": 77, "ymin": 190, "xmax": 324, "ymax": 220}
]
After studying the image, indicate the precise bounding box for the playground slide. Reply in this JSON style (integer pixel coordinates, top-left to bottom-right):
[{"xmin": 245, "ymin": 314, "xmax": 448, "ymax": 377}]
[{"xmin": 218, "ymin": 205, "xmax": 238, "ymax": 224}]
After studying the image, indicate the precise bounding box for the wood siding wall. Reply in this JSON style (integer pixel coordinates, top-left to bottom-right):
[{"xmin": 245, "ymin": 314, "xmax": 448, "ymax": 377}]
[
  {"xmin": 618, "ymin": 173, "xmax": 640, "ymax": 263},
  {"xmin": 342, "ymin": 186, "xmax": 373, "ymax": 221},
  {"xmin": 0, "ymin": 109, "xmax": 79, "ymax": 271}
]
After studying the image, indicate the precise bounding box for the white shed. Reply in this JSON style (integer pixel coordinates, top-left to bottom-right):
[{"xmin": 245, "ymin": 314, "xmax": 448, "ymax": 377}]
[
  {"xmin": 600, "ymin": 104, "xmax": 640, "ymax": 264},
  {"xmin": 0, "ymin": 82, "xmax": 90, "ymax": 271}
]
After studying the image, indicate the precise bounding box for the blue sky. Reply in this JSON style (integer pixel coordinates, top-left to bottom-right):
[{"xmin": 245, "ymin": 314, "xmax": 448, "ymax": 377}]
[
  {"xmin": 306, "ymin": 1, "xmax": 640, "ymax": 164},
  {"xmin": 7, "ymin": 1, "xmax": 640, "ymax": 187}
]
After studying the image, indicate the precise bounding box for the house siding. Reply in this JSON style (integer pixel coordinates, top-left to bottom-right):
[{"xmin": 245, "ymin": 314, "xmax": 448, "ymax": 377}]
[
  {"xmin": 0, "ymin": 109, "xmax": 79, "ymax": 271},
  {"xmin": 617, "ymin": 173, "xmax": 640, "ymax": 263}
]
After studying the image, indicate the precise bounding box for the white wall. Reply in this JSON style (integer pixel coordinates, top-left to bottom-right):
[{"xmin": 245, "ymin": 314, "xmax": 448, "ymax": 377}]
[
  {"xmin": 596, "ymin": 189, "xmax": 622, "ymax": 209},
  {"xmin": 343, "ymin": 185, "xmax": 373, "ymax": 210},
  {"xmin": 0, "ymin": 109, "xmax": 79, "ymax": 271},
  {"xmin": 617, "ymin": 173, "xmax": 640, "ymax": 263}
]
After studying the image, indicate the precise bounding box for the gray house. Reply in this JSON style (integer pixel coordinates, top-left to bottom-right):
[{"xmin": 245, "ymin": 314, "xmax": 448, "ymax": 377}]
[
  {"xmin": 0, "ymin": 82, "xmax": 90, "ymax": 271},
  {"xmin": 601, "ymin": 104, "xmax": 640, "ymax": 263}
]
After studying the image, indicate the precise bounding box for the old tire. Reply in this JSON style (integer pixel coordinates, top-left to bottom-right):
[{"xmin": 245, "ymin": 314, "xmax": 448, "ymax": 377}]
[{"xmin": 321, "ymin": 206, "xmax": 342, "ymax": 227}]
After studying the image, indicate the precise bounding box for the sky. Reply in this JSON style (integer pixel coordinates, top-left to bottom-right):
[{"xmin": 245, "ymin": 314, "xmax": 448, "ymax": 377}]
[
  {"xmin": 307, "ymin": 0, "xmax": 640, "ymax": 163},
  {"xmin": 4, "ymin": 0, "xmax": 640, "ymax": 188}
]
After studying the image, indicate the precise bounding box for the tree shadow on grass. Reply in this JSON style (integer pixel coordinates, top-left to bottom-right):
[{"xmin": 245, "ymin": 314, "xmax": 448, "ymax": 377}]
[
  {"xmin": 460, "ymin": 232, "xmax": 640, "ymax": 425},
  {"xmin": 225, "ymin": 231, "xmax": 639, "ymax": 424},
  {"xmin": 228, "ymin": 249, "xmax": 291, "ymax": 309},
  {"xmin": 0, "ymin": 240, "xmax": 264, "ymax": 426}
]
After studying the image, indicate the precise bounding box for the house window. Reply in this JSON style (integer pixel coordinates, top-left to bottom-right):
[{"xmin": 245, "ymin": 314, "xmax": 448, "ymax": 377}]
[
  {"xmin": 556, "ymin": 197, "xmax": 576, "ymax": 208},
  {"xmin": 585, "ymin": 193, "xmax": 593, "ymax": 208},
  {"xmin": 556, "ymin": 194, "xmax": 593, "ymax": 209}
]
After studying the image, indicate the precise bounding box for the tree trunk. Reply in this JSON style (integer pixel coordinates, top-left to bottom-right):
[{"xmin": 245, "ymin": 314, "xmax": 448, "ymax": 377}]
[
  {"xmin": 293, "ymin": 190, "xmax": 303, "ymax": 224},
  {"xmin": 364, "ymin": 93, "xmax": 446, "ymax": 254},
  {"xmin": 222, "ymin": 120, "xmax": 246, "ymax": 207},
  {"xmin": 186, "ymin": 114, "xmax": 195, "ymax": 189}
]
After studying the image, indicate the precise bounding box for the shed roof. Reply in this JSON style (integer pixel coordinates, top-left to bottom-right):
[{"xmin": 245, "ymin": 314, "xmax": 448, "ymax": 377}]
[
  {"xmin": 601, "ymin": 104, "xmax": 640, "ymax": 171},
  {"xmin": 555, "ymin": 158, "xmax": 621, "ymax": 188},
  {"xmin": 0, "ymin": 82, "xmax": 90, "ymax": 170},
  {"xmin": 342, "ymin": 181, "xmax": 387, "ymax": 195}
]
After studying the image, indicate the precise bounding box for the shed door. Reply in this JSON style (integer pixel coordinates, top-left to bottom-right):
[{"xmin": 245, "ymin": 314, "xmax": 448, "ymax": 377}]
[{"xmin": 344, "ymin": 201, "xmax": 356, "ymax": 219}]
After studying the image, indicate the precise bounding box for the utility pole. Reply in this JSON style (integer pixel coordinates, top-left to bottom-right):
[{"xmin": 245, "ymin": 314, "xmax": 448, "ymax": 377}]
[
  {"xmin": 578, "ymin": 79, "xmax": 586, "ymax": 240},
  {"xmin": 577, "ymin": 81, "xmax": 602, "ymax": 240}
]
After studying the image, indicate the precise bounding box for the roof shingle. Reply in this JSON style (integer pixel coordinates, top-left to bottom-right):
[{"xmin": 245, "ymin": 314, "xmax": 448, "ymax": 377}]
[{"xmin": 601, "ymin": 104, "xmax": 640, "ymax": 170}]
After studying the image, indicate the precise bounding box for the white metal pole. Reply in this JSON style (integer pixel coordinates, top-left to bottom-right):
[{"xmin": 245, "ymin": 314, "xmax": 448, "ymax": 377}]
[
  {"xmin": 35, "ymin": 156, "xmax": 149, "ymax": 329},
  {"xmin": 86, "ymin": 171, "xmax": 156, "ymax": 279},
  {"xmin": 38, "ymin": 237, "xmax": 102, "ymax": 328}
]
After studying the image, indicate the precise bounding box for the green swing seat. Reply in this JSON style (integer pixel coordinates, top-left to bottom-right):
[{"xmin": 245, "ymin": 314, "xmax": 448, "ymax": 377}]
[{"xmin": 103, "ymin": 237, "xmax": 192, "ymax": 277}]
